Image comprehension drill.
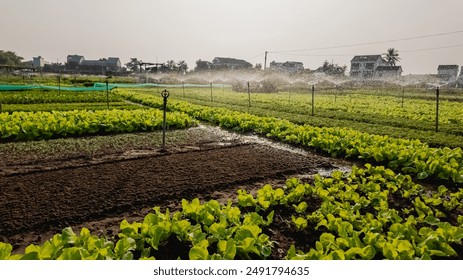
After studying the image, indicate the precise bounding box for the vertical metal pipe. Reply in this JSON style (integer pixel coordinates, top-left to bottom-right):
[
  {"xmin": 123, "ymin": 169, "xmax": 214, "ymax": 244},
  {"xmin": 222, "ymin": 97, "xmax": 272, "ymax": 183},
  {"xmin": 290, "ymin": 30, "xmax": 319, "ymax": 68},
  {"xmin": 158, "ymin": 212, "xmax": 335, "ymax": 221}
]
[
  {"xmin": 210, "ymin": 82, "xmax": 213, "ymax": 102},
  {"xmin": 436, "ymin": 86, "xmax": 439, "ymax": 132},
  {"xmin": 248, "ymin": 81, "xmax": 251, "ymax": 107},
  {"xmin": 402, "ymin": 87, "xmax": 404, "ymax": 108},
  {"xmin": 161, "ymin": 89, "xmax": 170, "ymax": 151},
  {"xmin": 311, "ymin": 85, "xmax": 315, "ymax": 116},
  {"xmin": 106, "ymin": 80, "xmax": 109, "ymax": 109}
]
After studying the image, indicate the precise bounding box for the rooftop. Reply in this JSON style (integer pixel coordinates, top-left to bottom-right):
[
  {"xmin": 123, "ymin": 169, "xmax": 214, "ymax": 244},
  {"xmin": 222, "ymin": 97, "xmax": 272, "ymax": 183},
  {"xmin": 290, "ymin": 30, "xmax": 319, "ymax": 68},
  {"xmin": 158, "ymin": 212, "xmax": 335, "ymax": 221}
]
[
  {"xmin": 351, "ymin": 55, "xmax": 383, "ymax": 62},
  {"xmin": 376, "ymin": 66, "xmax": 402, "ymax": 71},
  {"xmin": 437, "ymin": 65, "xmax": 459, "ymax": 70}
]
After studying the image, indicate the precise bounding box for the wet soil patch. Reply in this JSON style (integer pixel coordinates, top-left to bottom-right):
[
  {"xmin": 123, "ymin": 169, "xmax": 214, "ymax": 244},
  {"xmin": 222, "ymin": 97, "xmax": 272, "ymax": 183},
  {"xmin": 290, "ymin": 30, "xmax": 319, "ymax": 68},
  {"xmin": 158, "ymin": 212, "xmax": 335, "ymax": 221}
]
[{"xmin": 1, "ymin": 141, "xmax": 341, "ymax": 255}]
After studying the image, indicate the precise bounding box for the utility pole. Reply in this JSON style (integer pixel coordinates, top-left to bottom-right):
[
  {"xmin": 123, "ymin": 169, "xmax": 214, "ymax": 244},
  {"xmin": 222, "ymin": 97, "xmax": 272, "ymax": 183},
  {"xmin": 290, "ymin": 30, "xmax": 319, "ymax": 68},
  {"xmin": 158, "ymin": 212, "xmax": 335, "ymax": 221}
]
[{"xmin": 264, "ymin": 51, "xmax": 268, "ymax": 71}]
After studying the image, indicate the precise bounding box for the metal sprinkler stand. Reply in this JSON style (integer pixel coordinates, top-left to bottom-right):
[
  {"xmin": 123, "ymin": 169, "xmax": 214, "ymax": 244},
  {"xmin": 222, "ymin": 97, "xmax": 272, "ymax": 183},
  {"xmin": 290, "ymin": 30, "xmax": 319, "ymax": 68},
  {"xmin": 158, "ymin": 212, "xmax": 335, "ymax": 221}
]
[
  {"xmin": 105, "ymin": 75, "xmax": 112, "ymax": 110},
  {"xmin": 311, "ymin": 84, "xmax": 315, "ymax": 116},
  {"xmin": 247, "ymin": 81, "xmax": 251, "ymax": 107},
  {"xmin": 161, "ymin": 89, "xmax": 170, "ymax": 151},
  {"xmin": 435, "ymin": 86, "xmax": 439, "ymax": 132},
  {"xmin": 57, "ymin": 75, "xmax": 61, "ymax": 94}
]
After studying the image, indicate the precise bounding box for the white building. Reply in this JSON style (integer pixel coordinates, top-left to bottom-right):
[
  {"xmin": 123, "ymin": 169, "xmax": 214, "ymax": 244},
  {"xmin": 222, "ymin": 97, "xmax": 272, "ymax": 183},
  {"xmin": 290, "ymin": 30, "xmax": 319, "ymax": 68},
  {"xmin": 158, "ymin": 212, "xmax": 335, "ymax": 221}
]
[
  {"xmin": 350, "ymin": 55, "xmax": 387, "ymax": 78},
  {"xmin": 437, "ymin": 65, "xmax": 459, "ymax": 81},
  {"xmin": 211, "ymin": 57, "xmax": 252, "ymax": 69},
  {"xmin": 32, "ymin": 56, "xmax": 46, "ymax": 68},
  {"xmin": 269, "ymin": 61, "xmax": 304, "ymax": 74},
  {"xmin": 374, "ymin": 66, "xmax": 403, "ymax": 78}
]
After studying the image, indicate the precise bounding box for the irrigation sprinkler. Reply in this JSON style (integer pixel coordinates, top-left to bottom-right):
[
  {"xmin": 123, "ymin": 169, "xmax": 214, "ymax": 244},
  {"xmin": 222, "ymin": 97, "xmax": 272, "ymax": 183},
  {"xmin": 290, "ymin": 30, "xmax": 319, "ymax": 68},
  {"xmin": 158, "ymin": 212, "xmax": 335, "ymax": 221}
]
[
  {"xmin": 161, "ymin": 89, "xmax": 170, "ymax": 151},
  {"xmin": 247, "ymin": 81, "xmax": 251, "ymax": 107},
  {"xmin": 436, "ymin": 86, "xmax": 440, "ymax": 132},
  {"xmin": 287, "ymin": 82, "xmax": 292, "ymax": 105},
  {"xmin": 182, "ymin": 81, "xmax": 185, "ymax": 97},
  {"xmin": 308, "ymin": 81, "xmax": 317, "ymax": 116},
  {"xmin": 311, "ymin": 85, "xmax": 315, "ymax": 116},
  {"xmin": 105, "ymin": 75, "xmax": 112, "ymax": 110},
  {"xmin": 210, "ymin": 82, "xmax": 213, "ymax": 102},
  {"xmin": 57, "ymin": 75, "xmax": 61, "ymax": 94},
  {"xmin": 401, "ymin": 87, "xmax": 405, "ymax": 108}
]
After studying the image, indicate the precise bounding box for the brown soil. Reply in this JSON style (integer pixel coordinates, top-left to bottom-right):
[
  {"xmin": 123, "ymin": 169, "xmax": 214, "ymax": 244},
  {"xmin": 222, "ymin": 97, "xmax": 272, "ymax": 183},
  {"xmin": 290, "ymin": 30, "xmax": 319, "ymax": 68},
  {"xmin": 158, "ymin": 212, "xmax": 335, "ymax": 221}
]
[{"xmin": 0, "ymin": 127, "xmax": 347, "ymax": 256}]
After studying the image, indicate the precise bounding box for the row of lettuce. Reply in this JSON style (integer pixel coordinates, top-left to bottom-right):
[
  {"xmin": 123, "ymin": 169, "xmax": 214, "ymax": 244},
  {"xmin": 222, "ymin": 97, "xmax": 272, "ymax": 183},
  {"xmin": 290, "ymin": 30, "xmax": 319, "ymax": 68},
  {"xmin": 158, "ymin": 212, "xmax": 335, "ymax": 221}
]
[
  {"xmin": 0, "ymin": 109, "xmax": 197, "ymax": 141},
  {"xmin": 174, "ymin": 89, "xmax": 463, "ymax": 128},
  {"xmin": 0, "ymin": 90, "xmax": 123, "ymax": 104},
  {"xmin": 1, "ymin": 165, "xmax": 462, "ymax": 260},
  {"xmin": 171, "ymin": 93, "xmax": 463, "ymax": 149},
  {"xmin": 118, "ymin": 91, "xmax": 463, "ymax": 185},
  {"xmin": 0, "ymin": 89, "xmax": 198, "ymax": 140}
]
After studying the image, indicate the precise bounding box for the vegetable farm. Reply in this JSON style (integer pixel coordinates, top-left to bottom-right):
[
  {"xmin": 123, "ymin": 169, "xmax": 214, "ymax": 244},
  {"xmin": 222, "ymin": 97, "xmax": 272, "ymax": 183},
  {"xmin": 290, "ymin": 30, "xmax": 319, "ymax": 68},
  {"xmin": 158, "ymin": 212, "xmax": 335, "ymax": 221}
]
[{"xmin": 0, "ymin": 81, "xmax": 462, "ymax": 260}]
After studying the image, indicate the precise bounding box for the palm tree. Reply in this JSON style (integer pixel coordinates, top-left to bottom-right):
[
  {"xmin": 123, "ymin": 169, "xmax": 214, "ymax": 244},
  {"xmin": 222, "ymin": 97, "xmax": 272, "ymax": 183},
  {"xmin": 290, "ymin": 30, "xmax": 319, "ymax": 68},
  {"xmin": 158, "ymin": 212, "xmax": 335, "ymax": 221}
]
[{"xmin": 383, "ymin": 48, "xmax": 400, "ymax": 66}]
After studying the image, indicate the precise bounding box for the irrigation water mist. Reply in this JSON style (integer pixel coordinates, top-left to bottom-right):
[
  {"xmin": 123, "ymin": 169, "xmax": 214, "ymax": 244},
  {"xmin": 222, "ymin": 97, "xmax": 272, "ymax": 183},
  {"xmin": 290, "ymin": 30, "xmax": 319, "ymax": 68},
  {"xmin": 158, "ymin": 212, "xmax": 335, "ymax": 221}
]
[{"xmin": 135, "ymin": 68, "xmax": 458, "ymax": 92}]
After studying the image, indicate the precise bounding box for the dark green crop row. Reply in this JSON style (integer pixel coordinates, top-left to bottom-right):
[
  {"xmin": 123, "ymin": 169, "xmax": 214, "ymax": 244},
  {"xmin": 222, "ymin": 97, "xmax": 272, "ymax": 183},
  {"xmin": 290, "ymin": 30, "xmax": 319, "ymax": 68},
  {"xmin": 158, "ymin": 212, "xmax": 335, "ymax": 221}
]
[
  {"xmin": 117, "ymin": 91, "xmax": 463, "ymax": 184},
  {"xmin": 1, "ymin": 102, "xmax": 144, "ymax": 112},
  {"xmin": 0, "ymin": 90, "xmax": 122, "ymax": 104},
  {"xmin": 168, "ymin": 94, "xmax": 463, "ymax": 149}
]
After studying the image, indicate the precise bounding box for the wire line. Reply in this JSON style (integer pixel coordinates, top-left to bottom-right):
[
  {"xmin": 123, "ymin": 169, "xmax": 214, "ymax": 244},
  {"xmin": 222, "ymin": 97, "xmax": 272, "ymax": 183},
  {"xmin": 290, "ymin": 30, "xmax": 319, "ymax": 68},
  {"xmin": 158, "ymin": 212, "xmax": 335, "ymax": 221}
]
[{"xmin": 269, "ymin": 30, "xmax": 463, "ymax": 53}]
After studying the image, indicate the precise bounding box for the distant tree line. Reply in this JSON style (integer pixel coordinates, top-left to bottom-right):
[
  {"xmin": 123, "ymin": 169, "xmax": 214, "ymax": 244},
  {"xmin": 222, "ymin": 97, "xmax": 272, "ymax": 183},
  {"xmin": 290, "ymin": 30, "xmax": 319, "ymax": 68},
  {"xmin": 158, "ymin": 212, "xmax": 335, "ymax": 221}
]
[
  {"xmin": 316, "ymin": 61, "xmax": 347, "ymax": 76},
  {"xmin": 125, "ymin": 58, "xmax": 188, "ymax": 74},
  {"xmin": 0, "ymin": 50, "xmax": 24, "ymax": 66},
  {"xmin": 1, "ymin": 49, "xmax": 351, "ymax": 76}
]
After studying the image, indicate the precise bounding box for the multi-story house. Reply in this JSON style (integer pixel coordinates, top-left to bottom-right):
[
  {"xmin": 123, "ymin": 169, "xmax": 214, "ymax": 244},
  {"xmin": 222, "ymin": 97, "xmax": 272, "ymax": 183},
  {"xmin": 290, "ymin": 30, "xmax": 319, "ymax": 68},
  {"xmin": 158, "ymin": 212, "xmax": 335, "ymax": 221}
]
[
  {"xmin": 350, "ymin": 55, "xmax": 387, "ymax": 78},
  {"xmin": 437, "ymin": 65, "xmax": 459, "ymax": 81},
  {"xmin": 269, "ymin": 61, "xmax": 304, "ymax": 74}
]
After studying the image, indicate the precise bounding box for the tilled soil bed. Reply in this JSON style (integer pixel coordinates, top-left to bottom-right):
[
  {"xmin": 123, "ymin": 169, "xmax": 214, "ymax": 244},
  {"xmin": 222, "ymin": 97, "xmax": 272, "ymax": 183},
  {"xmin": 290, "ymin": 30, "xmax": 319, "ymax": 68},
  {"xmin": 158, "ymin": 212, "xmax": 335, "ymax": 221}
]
[{"xmin": 0, "ymin": 126, "xmax": 347, "ymax": 256}]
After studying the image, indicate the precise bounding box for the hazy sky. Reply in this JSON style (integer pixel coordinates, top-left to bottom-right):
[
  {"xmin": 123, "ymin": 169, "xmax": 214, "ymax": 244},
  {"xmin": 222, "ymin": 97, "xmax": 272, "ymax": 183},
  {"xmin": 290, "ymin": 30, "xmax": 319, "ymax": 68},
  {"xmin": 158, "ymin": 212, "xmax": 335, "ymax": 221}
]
[{"xmin": 1, "ymin": 0, "xmax": 463, "ymax": 74}]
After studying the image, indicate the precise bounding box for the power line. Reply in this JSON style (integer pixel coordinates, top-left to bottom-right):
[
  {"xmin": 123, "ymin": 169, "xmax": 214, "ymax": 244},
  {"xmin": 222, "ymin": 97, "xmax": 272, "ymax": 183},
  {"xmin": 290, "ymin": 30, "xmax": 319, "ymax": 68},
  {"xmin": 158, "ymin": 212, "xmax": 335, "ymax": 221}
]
[
  {"xmin": 271, "ymin": 52, "xmax": 353, "ymax": 57},
  {"xmin": 401, "ymin": 43, "xmax": 463, "ymax": 53},
  {"xmin": 269, "ymin": 30, "xmax": 463, "ymax": 53},
  {"xmin": 269, "ymin": 43, "xmax": 463, "ymax": 57}
]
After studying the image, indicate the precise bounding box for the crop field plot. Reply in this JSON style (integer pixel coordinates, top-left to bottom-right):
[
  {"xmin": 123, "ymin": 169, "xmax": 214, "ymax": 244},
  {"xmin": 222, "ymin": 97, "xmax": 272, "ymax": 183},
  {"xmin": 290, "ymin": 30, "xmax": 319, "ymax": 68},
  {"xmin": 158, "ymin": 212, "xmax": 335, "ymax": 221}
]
[
  {"xmin": 0, "ymin": 123, "xmax": 345, "ymax": 259},
  {"xmin": 0, "ymin": 84, "xmax": 463, "ymax": 260},
  {"xmin": 148, "ymin": 86, "xmax": 463, "ymax": 148}
]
